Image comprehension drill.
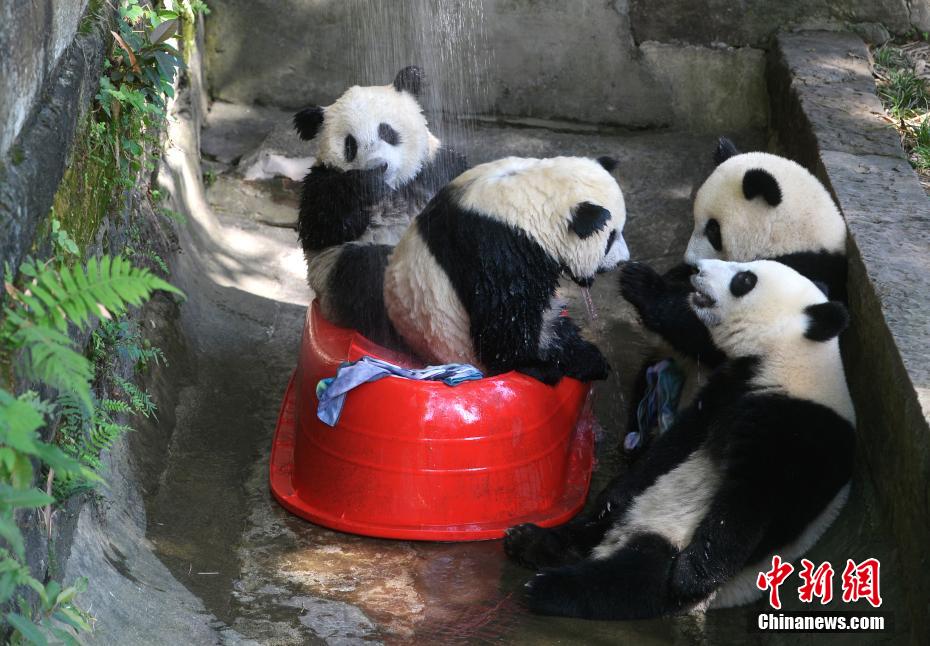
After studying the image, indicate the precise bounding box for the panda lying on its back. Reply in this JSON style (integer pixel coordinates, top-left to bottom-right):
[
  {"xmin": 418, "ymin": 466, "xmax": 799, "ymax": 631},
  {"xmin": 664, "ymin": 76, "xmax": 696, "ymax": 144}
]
[
  {"xmin": 505, "ymin": 259, "xmax": 855, "ymax": 619},
  {"xmin": 620, "ymin": 137, "xmax": 848, "ymax": 369},
  {"xmin": 293, "ymin": 66, "xmax": 467, "ymax": 346}
]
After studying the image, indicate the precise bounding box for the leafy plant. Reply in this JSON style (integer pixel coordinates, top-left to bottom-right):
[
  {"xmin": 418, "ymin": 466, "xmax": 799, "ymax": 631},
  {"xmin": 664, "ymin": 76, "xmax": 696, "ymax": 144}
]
[{"xmin": 0, "ymin": 255, "xmax": 182, "ymax": 642}]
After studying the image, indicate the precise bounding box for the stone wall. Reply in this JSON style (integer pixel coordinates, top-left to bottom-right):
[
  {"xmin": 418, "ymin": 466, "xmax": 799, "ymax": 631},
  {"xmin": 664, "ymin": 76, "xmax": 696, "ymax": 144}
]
[
  {"xmin": 0, "ymin": 2, "xmax": 110, "ymax": 274},
  {"xmin": 202, "ymin": 0, "xmax": 769, "ymax": 131},
  {"xmin": 203, "ymin": 0, "xmax": 927, "ymax": 131},
  {"xmin": 770, "ymin": 31, "xmax": 930, "ymax": 640},
  {"xmin": 629, "ymin": 0, "xmax": 916, "ymax": 47},
  {"xmin": 0, "ymin": 1, "xmax": 90, "ymax": 159}
]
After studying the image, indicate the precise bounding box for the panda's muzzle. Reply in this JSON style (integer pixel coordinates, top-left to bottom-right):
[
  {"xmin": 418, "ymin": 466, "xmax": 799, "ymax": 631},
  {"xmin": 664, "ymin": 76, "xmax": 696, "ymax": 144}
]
[{"xmin": 689, "ymin": 274, "xmax": 717, "ymax": 309}]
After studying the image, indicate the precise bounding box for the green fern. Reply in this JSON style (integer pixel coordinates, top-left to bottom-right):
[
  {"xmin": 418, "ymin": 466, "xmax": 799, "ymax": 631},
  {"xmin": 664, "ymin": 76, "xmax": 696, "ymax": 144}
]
[{"xmin": 17, "ymin": 255, "xmax": 182, "ymax": 334}]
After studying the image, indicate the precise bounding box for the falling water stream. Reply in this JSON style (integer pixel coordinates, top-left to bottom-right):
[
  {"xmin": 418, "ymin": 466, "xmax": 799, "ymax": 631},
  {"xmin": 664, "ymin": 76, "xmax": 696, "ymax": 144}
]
[{"xmin": 343, "ymin": 0, "xmax": 492, "ymax": 167}]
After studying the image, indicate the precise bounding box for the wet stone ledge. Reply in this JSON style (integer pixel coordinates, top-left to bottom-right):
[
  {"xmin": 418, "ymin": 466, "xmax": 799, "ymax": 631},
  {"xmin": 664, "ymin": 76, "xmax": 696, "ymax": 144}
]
[{"xmin": 771, "ymin": 30, "xmax": 930, "ymax": 641}]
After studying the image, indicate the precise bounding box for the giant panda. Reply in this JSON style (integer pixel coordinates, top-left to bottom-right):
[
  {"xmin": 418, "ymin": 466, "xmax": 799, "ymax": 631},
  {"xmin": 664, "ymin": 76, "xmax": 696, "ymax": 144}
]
[
  {"xmin": 313, "ymin": 155, "xmax": 631, "ymax": 383},
  {"xmin": 618, "ymin": 138, "xmax": 849, "ymax": 446},
  {"xmin": 504, "ymin": 259, "xmax": 855, "ymax": 619},
  {"xmin": 293, "ymin": 66, "xmax": 466, "ymax": 342},
  {"xmin": 385, "ymin": 155, "xmax": 630, "ymax": 383}
]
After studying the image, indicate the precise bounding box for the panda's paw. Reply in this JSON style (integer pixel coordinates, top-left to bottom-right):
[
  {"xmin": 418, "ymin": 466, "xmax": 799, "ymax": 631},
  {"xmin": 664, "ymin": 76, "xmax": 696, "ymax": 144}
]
[
  {"xmin": 517, "ymin": 363, "xmax": 563, "ymax": 386},
  {"xmin": 619, "ymin": 262, "xmax": 666, "ymax": 311},
  {"xmin": 562, "ymin": 341, "xmax": 610, "ymax": 382},
  {"xmin": 504, "ymin": 524, "xmax": 568, "ymax": 570}
]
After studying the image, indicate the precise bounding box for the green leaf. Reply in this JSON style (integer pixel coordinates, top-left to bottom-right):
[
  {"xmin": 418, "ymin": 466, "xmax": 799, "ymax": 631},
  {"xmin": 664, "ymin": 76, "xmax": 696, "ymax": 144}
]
[
  {"xmin": 0, "ymin": 516, "xmax": 26, "ymax": 559},
  {"xmin": 0, "ymin": 486, "xmax": 54, "ymax": 509},
  {"xmin": 52, "ymin": 606, "xmax": 91, "ymax": 632},
  {"xmin": 6, "ymin": 612, "xmax": 49, "ymax": 645},
  {"xmin": 149, "ymin": 18, "xmax": 178, "ymax": 45}
]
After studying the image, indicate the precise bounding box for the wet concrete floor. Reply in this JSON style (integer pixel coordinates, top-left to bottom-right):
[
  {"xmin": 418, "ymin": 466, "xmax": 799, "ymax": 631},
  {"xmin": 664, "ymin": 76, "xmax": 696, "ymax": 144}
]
[{"xmin": 142, "ymin": 104, "xmax": 903, "ymax": 644}]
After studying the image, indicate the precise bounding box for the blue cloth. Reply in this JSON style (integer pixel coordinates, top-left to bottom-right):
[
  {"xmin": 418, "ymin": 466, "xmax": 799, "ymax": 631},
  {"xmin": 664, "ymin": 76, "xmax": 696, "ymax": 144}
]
[
  {"xmin": 625, "ymin": 358, "xmax": 684, "ymax": 452},
  {"xmin": 316, "ymin": 356, "xmax": 484, "ymax": 426}
]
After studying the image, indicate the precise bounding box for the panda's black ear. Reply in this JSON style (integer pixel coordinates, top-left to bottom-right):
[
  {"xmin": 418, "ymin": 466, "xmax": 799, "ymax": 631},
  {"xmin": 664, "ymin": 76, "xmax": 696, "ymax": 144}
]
[
  {"xmin": 804, "ymin": 301, "xmax": 848, "ymax": 341},
  {"xmin": 743, "ymin": 168, "xmax": 782, "ymax": 206},
  {"xmin": 569, "ymin": 202, "xmax": 611, "ymax": 239},
  {"xmin": 597, "ymin": 156, "xmax": 619, "ymax": 172},
  {"xmin": 294, "ymin": 106, "xmax": 325, "ymax": 141},
  {"xmin": 713, "ymin": 136, "xmax": 740, "ymax": 166},
  {"xmin": 393, "ymin": 65, "xmax": 424, "ymax": 97}
]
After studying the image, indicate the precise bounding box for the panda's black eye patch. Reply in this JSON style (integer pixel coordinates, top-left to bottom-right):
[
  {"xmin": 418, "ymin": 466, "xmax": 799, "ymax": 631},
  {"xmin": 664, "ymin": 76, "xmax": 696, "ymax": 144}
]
[
  {"xmin": 378, "ymin": 123, "xmax": 400, "ymax": 145},
  {"xmin": 704, "ymin": 218, "xmax": 722, "ymax": 251},
  {"xmin": 344, "ymin": 134, "xmax": 358, "ymax": 162},
  {"xmin": 729, "ymin": 270, "xmax": 757, "ymax": 297}
]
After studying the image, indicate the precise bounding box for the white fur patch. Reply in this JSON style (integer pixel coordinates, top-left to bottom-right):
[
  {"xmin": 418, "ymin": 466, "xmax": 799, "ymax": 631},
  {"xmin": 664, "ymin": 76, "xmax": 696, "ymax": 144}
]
[
  {"xmin": 306, "ymin": 246, "xmax": 343, "ymax": 320},
  {"xmin": 316, "ymin": 84, "xmax": 439, "ymax": 188},
  {"xmin": 384, "ymin": 157, "xmax": 629, "ymax": 366},
  {"xmin": 711, "ymin": 482, "xmax": 851, "ymax": 608},
  {"xmin": 451, "ymin": 156, "xmax": 629, "ymax": 284},
  {"xmin": 592, "ymin": 449, "xmax": 720, "ymax": 559},
  {"xmin": 690, "ymin": 259, "xmax": 855, "ymax": 423},
  {"xmin": 383, "ymin": 231, "xmax": 478, "ymax": 367},
  {"xmin": 686, "ymin": 151, "xmax": 846, "ymax": 264}
]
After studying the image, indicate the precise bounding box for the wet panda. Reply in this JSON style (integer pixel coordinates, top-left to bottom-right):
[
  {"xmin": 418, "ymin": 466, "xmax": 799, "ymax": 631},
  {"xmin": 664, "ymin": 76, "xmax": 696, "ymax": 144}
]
[
  {"xmin": 294, "ymin": 66, "xmax": 466, "ymax": 251},
  {"xmin": 621, "ymin": 137, "xmax": 847, "ymax": 365},
  {"xmin": 505, "ymin": 259, "xmax": 855, "ymax": 619},
  {"xmin": 618, "ymin": 138, "xmax": 849, "ymax": 446},
  {"xmin": 293, "ymin": 66, "xmax": 466, "ymax": 342},
  {"xmin": 314, "ymin": 155, "xmax": 630, "ymax": 383}
]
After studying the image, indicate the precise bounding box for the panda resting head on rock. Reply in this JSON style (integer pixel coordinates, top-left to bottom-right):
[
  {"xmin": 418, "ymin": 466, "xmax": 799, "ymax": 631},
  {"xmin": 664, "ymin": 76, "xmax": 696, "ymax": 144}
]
[{"xmin": 505, "ymin": 259, "xmax": 855, "ymax": 620}]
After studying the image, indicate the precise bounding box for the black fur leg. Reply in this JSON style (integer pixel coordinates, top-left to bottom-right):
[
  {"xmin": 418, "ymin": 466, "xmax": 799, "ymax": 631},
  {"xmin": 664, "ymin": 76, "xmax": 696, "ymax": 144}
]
[
  {"xmin": 298, "ymin": 165, "xmax": 389, "ymax": 252},
  {"xmin": 504, "ymin": 524, "xmax": 566, "ymax": 568},
  {"xmin": 525, "ymin": 534, "xmax": 680, "ymax": 620}
]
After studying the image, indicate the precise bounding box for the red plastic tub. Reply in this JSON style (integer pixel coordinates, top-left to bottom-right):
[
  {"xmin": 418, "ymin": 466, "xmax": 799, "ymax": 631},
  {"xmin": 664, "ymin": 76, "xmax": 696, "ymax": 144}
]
[{"xmin": 269, "ymin": 301, "xmax": 596, "ymax": 541}]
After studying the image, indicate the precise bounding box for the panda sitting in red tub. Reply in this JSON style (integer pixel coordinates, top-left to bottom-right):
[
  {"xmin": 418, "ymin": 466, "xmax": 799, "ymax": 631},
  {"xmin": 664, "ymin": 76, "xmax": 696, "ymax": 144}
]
[{"xmin": 305, "ymin": 154, "xmax": 629, "ymax": 385}]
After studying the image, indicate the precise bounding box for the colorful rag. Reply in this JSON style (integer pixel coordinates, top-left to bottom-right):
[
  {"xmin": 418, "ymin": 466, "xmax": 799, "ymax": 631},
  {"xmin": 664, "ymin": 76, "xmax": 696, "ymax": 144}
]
[
  {"xmin": 625, "ymin": 358, "xmax": 684, "ymax": 452},
  {"xmin": 316, "ymin": 356, "xmax": 484, "ymax": 426}
]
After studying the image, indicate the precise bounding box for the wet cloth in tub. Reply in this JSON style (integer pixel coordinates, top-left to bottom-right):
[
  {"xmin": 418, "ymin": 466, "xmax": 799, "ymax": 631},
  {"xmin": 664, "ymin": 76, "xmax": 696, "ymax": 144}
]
[{"xmin": 316, "ymin": 356, "xmax": 484, "ymax": 426}]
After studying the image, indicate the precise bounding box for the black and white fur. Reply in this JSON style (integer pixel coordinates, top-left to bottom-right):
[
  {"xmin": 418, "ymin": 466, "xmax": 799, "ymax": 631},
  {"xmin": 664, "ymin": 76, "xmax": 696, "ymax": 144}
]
[
  {"xmin": 505, "ymin": 259, "xmax": 855, "ymax": 619},
  {"xmin": 619, "ymin": 138, "xmax": 849, "ymax": 436},
  {"xmin": 294, "ymin": 66, "xmax": 466, "ymax": 342},
  {"xmin": 314, "ymin": 155, "xmax": 629, "ymax": 382}
]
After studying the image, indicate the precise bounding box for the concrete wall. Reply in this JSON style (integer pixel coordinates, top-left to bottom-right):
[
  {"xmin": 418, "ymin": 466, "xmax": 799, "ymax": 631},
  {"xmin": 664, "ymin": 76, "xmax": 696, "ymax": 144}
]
[
  {"xmin": 203, "ymin": 0, "xmax": 769, "ymax": 131},
  {"xmin": 628, "ymin": 0, "xmax": 914, "ymax": 47},
  {"xmin": 203, "ymin": 0, "xmax": 925, "ymax": 131},
  {"xmin": 770, "ymin": 31, "xmax": 930, "ymax": 640},
  {"xmin": 0, "ymin": 0, "xmax": 89, "ymax": 159}
]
